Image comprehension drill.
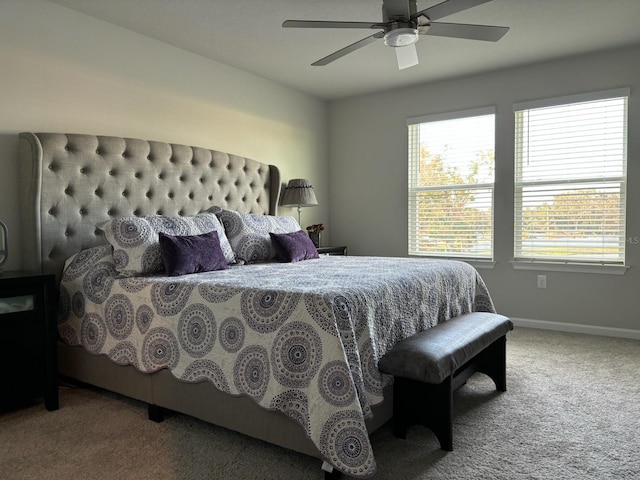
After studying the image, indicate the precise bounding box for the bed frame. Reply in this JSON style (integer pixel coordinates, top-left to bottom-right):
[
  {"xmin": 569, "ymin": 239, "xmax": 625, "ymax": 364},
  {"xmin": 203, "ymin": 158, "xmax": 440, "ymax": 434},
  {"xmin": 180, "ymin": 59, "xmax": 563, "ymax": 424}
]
[{"xmin": 18, "ymin": 132, "xmax": 392, "ymax": 469}]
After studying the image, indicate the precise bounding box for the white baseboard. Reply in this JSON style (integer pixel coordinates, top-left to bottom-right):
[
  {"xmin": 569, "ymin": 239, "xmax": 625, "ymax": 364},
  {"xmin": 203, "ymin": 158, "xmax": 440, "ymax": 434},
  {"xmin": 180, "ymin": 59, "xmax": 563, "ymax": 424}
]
[{"xmin": 510, "ymin": 317, "xmax": 640, "ymax": 340}]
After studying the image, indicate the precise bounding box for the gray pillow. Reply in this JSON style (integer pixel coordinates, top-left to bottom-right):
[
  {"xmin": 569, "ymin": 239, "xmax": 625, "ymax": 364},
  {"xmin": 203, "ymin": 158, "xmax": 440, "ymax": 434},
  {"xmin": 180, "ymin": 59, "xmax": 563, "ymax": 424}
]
[
  {"xmin": 100, "ymin": 212, "xmax": 235, "ymax": 276},
  {"xmin": 207, "ymin": 206, "xmax": 300, "ymax": 263}
]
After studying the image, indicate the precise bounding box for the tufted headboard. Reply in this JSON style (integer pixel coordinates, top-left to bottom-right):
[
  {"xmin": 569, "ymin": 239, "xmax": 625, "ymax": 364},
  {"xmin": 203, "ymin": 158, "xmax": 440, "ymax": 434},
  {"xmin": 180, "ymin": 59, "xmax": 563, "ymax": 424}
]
[{"xmin": 18, "ymin": 132, "xmax": 280, "ymax": 281}]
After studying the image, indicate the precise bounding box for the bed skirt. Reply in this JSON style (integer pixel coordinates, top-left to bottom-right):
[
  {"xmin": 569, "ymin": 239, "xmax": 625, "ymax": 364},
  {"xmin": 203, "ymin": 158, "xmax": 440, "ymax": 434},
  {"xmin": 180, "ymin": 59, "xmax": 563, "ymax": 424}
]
[{"xmin": 57, "ymin": 342, "xmax": 394, "ymax": 459}]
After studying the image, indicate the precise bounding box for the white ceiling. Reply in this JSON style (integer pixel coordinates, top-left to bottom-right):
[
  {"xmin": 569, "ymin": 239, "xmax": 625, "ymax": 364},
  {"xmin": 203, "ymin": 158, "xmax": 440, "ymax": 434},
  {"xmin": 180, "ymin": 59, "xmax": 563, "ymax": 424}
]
[{"xmin": 47, "ymin": 0, "xmax": 640, "ymax": 100}]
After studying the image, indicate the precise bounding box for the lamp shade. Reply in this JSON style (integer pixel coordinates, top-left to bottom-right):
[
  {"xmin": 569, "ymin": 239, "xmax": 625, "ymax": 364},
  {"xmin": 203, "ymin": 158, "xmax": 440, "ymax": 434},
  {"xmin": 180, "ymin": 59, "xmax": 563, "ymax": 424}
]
[{"xmin": 281, "ymin": 179, "xmax": 318, "ymax": 208}]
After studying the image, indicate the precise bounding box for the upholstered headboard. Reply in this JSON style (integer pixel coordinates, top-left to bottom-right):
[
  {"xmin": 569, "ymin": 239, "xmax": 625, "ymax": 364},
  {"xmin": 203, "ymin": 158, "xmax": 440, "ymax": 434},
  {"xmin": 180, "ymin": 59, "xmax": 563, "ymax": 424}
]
[{"xmin": 18, "ymin": 132, "xmax": 280, "ymax": 280}]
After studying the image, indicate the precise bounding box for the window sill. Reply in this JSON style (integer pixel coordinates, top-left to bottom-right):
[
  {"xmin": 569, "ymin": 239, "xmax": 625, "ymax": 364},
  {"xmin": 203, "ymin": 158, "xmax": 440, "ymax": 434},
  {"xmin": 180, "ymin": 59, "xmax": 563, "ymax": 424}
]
[
  {"xmin": 511, "ymin": 261, "xmax": 629, "ymax": 275},
  {"xmin": 465, "ymin": 260, "xmax": 496, "ymax": 270},
  {"xmin": 409, "ymin": 254, "xmax": 496, "ymax": 270}
]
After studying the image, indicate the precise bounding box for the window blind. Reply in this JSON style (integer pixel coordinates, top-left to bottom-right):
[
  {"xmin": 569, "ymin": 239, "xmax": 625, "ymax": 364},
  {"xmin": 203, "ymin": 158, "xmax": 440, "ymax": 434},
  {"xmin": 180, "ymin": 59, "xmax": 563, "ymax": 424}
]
[
  {"xmin": 408, "ymin": 108, "xmax": 495, "ymax": 259},
  {"xmin": 514, "ymin": 89, "xmax": 629, "ymax": 264}
]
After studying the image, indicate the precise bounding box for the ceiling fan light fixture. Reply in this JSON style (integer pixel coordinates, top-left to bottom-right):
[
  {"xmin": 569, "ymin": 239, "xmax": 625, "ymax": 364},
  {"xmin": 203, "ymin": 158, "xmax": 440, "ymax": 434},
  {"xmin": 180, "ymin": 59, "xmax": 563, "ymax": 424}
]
[
  {"xmin": 384, "ymin": 27, "xmax": 419, "ymax": 47},
  {"xmin": 283, "ymin": 0, "xmax": 509, "ymax": 66}
]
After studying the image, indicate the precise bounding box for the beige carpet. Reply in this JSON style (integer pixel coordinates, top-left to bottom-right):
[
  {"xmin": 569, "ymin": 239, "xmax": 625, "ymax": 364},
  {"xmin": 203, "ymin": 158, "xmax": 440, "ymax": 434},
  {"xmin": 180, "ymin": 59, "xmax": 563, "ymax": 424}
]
[{"xmin": 1, "ymin": 327, "xmax": 639, "ymax": 480}]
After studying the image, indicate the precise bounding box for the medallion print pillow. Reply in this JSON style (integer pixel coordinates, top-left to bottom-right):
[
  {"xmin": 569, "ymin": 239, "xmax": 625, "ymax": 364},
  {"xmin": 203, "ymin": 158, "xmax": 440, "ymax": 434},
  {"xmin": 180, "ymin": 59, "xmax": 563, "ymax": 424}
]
[
  {"xmin": 207, "ymin": 207, "xmax": 300, "ymax": 263},
  {"xmin": 100, "ymin": 212, "xmax": 235, "ymax": 276}
]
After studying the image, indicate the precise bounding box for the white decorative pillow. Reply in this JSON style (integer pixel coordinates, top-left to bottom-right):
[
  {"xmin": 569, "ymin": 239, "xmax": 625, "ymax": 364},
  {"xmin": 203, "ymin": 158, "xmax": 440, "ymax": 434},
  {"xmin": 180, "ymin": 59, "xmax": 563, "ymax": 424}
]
[
  {"xmin": 207, "ymin": 207, "xmax": 300, "ymax": 263},
  {"xmin": 100, "ymin": 212, "xmax": 235, "ymax": 276}
]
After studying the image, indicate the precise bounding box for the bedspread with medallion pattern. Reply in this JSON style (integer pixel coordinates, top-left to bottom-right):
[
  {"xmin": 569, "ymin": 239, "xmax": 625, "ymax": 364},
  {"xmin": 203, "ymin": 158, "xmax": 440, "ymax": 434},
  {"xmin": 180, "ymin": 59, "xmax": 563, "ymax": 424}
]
[{"xmin": 58, "ymin": 247, "xmax": 495, "ymax": 478}]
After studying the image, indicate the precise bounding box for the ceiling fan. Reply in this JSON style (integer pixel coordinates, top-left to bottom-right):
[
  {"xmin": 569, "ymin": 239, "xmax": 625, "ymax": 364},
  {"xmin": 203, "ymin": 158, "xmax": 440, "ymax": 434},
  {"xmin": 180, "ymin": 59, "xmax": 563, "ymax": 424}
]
[{"xmin": 282, "ymin": 0, "xmax": 509, "ymax": 70}]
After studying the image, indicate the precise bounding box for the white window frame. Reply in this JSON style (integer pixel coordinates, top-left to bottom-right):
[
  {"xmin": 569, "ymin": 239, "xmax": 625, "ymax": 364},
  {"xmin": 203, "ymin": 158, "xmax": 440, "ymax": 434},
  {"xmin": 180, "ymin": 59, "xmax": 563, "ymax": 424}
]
[
  {"xmin": 407, "ymin": 107, "xmax": 495, "ymax": 262},
  {"xmin": 512, "ymin": 88, "xmax": 629, "ymax": 274}
]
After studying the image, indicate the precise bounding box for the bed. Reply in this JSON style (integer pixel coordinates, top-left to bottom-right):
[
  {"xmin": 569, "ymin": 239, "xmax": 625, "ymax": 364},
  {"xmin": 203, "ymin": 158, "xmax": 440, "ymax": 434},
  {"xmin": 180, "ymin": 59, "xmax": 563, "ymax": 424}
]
[{"xmin": 18, "ymin": 132, "xmax": 495, "ymax": 479}]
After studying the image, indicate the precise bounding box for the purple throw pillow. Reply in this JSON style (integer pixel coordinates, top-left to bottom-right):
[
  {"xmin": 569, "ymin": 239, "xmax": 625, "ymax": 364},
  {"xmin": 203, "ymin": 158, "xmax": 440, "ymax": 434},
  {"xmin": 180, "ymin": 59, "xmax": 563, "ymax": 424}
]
[
  {"xmin": 270, "ymin": 230, "xmax": 319, "ymax": 263},
  {"xmin": 159, "ymin": 230, "xmax": 228, "ymax": 276}
]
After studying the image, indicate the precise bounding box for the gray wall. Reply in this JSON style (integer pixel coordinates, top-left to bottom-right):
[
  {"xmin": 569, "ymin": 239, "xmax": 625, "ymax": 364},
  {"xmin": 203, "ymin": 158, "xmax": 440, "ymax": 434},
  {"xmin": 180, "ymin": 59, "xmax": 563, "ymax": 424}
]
[
  {"xmin": 328, "ymin": 44, "xmax": 640, "ymax": 337},
  {"xmin": 0, "ymin": 0, "xmax": 329, "ymax": 272}
]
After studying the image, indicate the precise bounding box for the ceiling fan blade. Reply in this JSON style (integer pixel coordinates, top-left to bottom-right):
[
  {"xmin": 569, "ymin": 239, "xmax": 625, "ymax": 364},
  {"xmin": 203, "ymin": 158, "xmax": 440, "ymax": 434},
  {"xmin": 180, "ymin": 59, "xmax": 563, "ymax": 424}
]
[
  {"xmin": 425, "ymin": 22, "xmax": 509, "ymax": 41},
  {"xmin": 413, "ymin": 0, "xmax": 493, "ymax": 22},
  {"xmin": 395, "ymin": 43, "xmax": 419, "ymax": 70},
  {"xmin": 312, "ymin": 32, "xmax": 384, "ymax": 66},
  {"xmin": 383, "ymin": 0, "xmax": 413, "ymax": 18},
  {"xmin": 283, "ymin": 20, "xmax": 384, "ymax": 30}
]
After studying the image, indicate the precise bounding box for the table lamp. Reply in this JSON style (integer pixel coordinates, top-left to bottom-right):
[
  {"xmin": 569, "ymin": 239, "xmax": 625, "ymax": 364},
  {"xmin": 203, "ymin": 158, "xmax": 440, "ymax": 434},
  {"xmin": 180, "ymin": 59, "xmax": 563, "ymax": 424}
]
[{"xmin": 281, "ymin": 178, "xmax": 318, "ymax": 226}]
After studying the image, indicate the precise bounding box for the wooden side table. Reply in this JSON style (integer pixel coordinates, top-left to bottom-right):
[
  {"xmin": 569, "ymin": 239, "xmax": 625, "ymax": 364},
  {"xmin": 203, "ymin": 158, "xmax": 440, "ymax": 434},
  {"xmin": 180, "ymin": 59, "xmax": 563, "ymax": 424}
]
[
  {"xmin": 0, "ymin": 271, "xmax": 58, "ymax": 412},
  {"xmin": 317, "ymin": 246, "xmax": 348, "ymax": 256}
]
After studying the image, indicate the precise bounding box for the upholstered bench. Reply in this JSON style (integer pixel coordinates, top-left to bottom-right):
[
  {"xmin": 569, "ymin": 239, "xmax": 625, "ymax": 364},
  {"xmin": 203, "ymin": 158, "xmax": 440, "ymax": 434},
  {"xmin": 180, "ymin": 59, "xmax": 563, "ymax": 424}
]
[{"xmin": 378, "ymin": 312, "xmax": 513, "ymax": 451}]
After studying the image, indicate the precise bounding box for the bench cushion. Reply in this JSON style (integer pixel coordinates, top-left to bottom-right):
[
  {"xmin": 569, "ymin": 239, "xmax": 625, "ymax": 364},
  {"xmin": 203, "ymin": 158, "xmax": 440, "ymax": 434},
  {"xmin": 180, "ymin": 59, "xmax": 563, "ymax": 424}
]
[{"xmin": 378, "ymin": 312, "xmax": 513, "ymax": 384}]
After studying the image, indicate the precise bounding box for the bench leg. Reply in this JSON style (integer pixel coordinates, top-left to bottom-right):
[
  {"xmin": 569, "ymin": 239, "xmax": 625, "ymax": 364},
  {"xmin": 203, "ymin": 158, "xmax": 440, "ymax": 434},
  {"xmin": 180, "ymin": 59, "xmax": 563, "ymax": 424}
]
[
  {"xmin": 479, "ymin": 335, "xmax": 507, "ymax": 392},
  {"xmin": 426, "ymin": 376, "xmax": 454, "ymax": 451},
  {"xmin": 392, "ymin": 378, "xmax": 411, "ymax": 439},
  {"xmin": 392, "ymin": 376, "xmax": 454, "ymax": 451}
]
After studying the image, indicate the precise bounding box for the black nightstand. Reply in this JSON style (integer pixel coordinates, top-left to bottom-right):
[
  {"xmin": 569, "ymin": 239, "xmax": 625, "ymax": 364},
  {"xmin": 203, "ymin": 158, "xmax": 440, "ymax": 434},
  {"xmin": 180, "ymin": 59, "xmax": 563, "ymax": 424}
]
[
  {"xmin": 0, "ymin": 271, "xmax": 58, "ymax": 412},
  {"xmin": 317, "ymin": 246, "xmax": 348, "ymax": 256}
]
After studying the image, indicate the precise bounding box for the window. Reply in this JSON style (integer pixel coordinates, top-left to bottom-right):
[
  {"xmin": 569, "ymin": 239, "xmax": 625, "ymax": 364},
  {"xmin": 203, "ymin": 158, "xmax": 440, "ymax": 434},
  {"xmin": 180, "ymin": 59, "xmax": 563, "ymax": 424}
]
[
  {"xmin": 514, "ymin": 89, "xmax": 629, "ymax": 265},
  {"xmin": 408, "ymin": 108, "xmax": 495, "ymax": 259}
]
